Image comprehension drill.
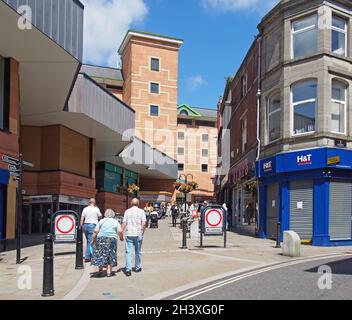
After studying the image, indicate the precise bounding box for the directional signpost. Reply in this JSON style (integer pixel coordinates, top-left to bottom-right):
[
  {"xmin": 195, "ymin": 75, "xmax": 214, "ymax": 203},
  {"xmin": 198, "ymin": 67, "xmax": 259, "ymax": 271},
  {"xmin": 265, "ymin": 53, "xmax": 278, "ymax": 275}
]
[
  {"xmin": 1, "ymin": 154, "xmax": 34, "ymax": 264},
  {"xmin": 200, "ymin": 205, "xmax": 227, "ymax": 248}
]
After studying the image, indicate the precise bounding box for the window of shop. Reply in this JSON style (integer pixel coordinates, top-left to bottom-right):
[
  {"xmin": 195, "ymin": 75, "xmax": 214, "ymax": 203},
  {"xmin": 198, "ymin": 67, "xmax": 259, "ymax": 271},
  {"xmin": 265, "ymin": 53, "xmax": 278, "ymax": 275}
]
[
  {"xmin": 0, "ymin": 185, "xmax": 5, "ymax": 240},
  {"xmin": 332, "ymin": 15, "xmax": 347, "ymax": 56},
  {"xmin": 125, "ymin": 169, "xmax": 138, "ymax": 186},
  {"xmin": 267, "ymin": 93, "xmax": 281, "ymax": 142},
  {"xmin": 331, "ymin": 80, "xmax": 347, "ymax": 134},
  {"xmin": 201, "ymin": 164, "xmax": 208, "ymax": 172},
  {"xmin": 0, "ymin": 57, "xmax": 9, "ymax": 131},
  {"xmin": 292, "ymin": 80, "xmax": 317, "ymax": 135},
  {"xmin": 151, "ymin": 57, "xmax": 160, "ymax": 72},
  {"xmin": 292, "ymin": 14, "xmax": 318, "ymax": 59}
]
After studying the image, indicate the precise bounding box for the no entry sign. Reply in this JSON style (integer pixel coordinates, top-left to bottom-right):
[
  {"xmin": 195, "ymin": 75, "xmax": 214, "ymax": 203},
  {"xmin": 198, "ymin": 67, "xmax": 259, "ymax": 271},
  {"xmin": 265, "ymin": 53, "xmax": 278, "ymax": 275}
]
[
  {"xmin": 203, "ymin": 207, "xmax": 226, "ymax": 236},
  {"xmin": 54, "ymin": 214, "xmax": 77, "ymax": 242}
]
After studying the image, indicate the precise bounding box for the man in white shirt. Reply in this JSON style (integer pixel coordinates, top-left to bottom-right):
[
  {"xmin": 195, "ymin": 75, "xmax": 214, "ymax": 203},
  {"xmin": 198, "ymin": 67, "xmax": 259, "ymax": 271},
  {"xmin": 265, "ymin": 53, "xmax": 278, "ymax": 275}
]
[
  {"xmin": 122, "ymin": 198, "xmax": 146, "ymax": 277},
  {"xmin": 80, "ymin": 198, "xmax": 102, "ymax": 262}
]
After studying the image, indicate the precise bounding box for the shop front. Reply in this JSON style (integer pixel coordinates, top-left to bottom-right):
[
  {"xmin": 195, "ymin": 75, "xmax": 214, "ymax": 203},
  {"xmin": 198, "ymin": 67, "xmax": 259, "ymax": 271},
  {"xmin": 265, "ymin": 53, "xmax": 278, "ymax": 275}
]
[
  {"xmin": 229, "ymin": 150, "xmax": 257, "ymax": 227},
  {"xmin": 23, "ymin": 195, "xmax": 89, "ymax": 235},
  {"xmin": 0, "ymin": 169, "xmax": 9, "ymax": 246},
  {"xmin": 256, "ymin": 147, "xmax": 352, "ymax": 247}
]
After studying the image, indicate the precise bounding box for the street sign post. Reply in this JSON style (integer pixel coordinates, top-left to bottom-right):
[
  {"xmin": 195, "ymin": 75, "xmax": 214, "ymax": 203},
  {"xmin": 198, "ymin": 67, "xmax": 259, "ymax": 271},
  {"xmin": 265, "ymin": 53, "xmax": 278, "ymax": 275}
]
[
  {"xmin": 200, "ymin": 205, "xmax": 227, "ymax": 248},
  {"xmin": 1, "ymin": 154, "xmax": 34, "ymax": 264},
  {"xmin": 51, "ymin": 210, "xmax": 79, "ymax": 243}
]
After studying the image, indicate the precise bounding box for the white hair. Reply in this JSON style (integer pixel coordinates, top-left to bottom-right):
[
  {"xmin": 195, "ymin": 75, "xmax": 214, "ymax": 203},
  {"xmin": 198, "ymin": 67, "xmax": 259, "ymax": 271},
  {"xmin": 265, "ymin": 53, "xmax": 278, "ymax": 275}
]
[{"xmin": 104, "ymin": 209, "xmax": 116, "ymax": 219}]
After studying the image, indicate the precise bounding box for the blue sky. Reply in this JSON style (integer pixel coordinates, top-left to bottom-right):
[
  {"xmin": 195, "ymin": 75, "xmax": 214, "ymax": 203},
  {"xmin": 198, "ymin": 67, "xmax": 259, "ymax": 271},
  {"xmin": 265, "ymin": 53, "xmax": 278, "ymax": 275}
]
[{"xmin": 82, "ymin": 0, "xmax": 279, "ymax": 109}]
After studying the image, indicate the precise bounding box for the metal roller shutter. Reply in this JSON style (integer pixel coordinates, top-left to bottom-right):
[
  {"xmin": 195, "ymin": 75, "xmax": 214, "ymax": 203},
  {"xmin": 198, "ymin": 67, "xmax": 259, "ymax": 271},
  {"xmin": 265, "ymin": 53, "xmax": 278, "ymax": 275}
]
[
  {"xmin": 289, "ymin": 181, "xmax": 313, "ymax": 240},
  {"xmin": 266, "ymin": 184, "xmax": 279, "ymax": 240},
  {"xmin": 329, "ymin": 182, "xmax": 352, "ymax": 241}
]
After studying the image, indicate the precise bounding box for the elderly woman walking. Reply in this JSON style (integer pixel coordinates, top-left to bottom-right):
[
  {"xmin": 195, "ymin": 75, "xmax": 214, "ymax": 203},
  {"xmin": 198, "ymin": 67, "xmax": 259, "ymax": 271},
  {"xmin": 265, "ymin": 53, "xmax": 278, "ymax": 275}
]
[{"xmin": 91, "ymin": 209, "xmax": 124, "ymax": 277}]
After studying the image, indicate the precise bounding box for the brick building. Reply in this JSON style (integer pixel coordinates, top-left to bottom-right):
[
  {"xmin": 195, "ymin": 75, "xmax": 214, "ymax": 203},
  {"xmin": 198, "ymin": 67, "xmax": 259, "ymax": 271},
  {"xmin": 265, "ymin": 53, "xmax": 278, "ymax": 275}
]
[{"xmin": 217, "ymin": 40, "xmax": 260, "ymax": 227}]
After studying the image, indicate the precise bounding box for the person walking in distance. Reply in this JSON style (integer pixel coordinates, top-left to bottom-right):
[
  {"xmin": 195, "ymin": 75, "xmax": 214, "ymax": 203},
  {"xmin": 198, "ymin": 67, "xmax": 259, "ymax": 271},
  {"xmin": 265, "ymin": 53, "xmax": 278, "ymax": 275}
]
[
  {"xmin": 122, "ymin": 198, "xmax": 147, "ymax": 277},
  {"xmin": 80, "ymin": 198, "xmax": 102, "ymax": 262},
  {"xmin": 171, "ymin": 203, "xmax": 179, "ymax": 227}
]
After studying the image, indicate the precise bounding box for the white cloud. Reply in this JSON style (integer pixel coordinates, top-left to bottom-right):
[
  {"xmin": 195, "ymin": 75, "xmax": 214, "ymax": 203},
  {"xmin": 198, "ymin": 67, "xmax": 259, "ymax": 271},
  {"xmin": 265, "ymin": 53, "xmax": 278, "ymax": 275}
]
[
  {"xmin": 82, "ymin": 0, "xmax": 148, "ymax": 67},
  {"xmin": 200, "ymin": 0, "xmax": 279, "ymax": 13},
  {"xmin": 187, "ymin": 75, "xmax": 207, "ymax": 92}
]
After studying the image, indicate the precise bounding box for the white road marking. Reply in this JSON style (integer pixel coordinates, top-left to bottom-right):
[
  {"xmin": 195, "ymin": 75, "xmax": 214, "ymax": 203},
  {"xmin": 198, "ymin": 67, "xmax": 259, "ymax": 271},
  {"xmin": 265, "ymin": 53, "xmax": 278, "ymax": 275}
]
[
  {"xmin": 174, "ymin": 253, "xmax": 352, "ymax": 300},
  {"xmin": 188, "ymin": 250, "xmax": 265, "ymax": 264}
]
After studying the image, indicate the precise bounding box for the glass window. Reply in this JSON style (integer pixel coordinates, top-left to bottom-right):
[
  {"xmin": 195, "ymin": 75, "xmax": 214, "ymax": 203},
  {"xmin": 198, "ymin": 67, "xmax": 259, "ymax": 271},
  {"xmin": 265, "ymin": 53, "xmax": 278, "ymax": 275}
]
[
  {"xmin": 331, "ymin": 80, "xmax": 347, "ymax": 133},
  {"xmin": 151, "ymin": 58, "xmax": 160, "ymax": 71},
  {"xmin": 150, "ymin": 82, "xmax": 159, "ymax": 94},
  {"xmin": 201, "ymin": 164, "xmax": 208, "ymax": 172},
  {"xmin": 332, "ymin": 16, "xmax": 347, "ymax": 56},
  {"xmin": 178, "ymin": 132, "xmax": 185, "ymax": 140},
  {"xmin": 292, "ymin": 80, "xmax": 317, "ymax": 135},
  {"xmin": 177, "ymin": 147, "xmax": 184, "ymax": 156},
  {"xmin": 178, "ymin": 163, "xmax": 184, "ymax": 171},
  {"xmin": 241, "ymin": 118, "xmax": 247, "ymax": 152},
  {"xmin": 292, "ymin": 15, "xmax": 318, "ymax": 59},
  {"xmin": 241, "ymin": 73, "xmax": 248, "ymax": 98},
  {"xmin": 268, "ymin": 93, "xmax": 281, "ymax": 142},
  {"xmin": 202, "ymin": 149, "xmax": 208, "ymax": 157},
  {"xmin": 150, "ymin": 105, "xmax": 159, "ymax": 117},
  {"xmin": 202, "ymin": 134, "xmax": 209, "ymax": 142}
]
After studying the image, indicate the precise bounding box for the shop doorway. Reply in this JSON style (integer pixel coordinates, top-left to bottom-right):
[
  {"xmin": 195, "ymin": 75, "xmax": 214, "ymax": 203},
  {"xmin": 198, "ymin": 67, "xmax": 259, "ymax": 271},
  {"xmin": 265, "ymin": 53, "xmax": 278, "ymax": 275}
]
[
  {"xmin": 289, "ymin": 180, "xmax": 313, "ymax": 241},
  {"xmin": 0, "ymin": 185, "xmax": 5, "ymax": 241}
]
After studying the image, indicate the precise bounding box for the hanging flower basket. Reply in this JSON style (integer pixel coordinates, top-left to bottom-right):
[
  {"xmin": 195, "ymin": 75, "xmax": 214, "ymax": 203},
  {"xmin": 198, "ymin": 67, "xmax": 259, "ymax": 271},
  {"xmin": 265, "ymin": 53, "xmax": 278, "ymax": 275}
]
[
  {"xmin": 176, "ymin": 181, "xmax": 198, "ymax": 194},
  {"xmin": 127, "ymin": 184, "xmax": 140, "ymax": 196}
]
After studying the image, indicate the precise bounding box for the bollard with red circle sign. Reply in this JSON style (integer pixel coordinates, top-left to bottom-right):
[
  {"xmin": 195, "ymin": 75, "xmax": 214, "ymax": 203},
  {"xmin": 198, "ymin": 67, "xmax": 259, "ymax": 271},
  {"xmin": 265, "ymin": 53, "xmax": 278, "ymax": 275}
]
[{"xmin": 200, "ymin": 205, "xmax": 227, "ymax": 248}]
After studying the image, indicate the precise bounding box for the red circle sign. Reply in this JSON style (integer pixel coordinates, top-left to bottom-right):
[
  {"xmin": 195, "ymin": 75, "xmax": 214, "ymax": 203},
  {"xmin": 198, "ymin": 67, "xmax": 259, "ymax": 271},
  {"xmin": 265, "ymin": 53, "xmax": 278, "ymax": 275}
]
[
  {"xmin": 56, "ymin": 215, "xmax": 75, "ymax": 234},
  {"xmin": 206, "ymin": 209, "xmax": 223, "ymax": 227}
]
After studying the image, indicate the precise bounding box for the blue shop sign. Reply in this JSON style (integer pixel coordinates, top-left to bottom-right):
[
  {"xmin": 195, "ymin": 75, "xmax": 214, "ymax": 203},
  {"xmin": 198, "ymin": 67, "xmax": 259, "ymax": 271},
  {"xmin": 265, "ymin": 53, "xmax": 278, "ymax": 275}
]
[
  {"xmin": 0, "ymin": 168, "xmax": 9, "ymax": 185},
  {"xmin": 257, "ymin": 148, "xmax": 352, "ymax": 178}
]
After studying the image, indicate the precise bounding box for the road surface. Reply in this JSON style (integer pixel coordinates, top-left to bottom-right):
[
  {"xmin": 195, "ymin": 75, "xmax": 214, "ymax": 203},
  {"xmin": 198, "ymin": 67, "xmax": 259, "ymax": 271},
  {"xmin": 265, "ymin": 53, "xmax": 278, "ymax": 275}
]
[{"xmin": 169, "ymin": 255, "xmax": 352, "ymax": 300}]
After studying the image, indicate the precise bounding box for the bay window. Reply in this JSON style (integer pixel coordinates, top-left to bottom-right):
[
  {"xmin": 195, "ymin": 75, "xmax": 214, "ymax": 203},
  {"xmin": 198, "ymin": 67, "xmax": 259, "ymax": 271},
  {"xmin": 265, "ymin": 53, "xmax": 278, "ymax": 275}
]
[
  {"xmin": 292, "ymin": 80, "xmax": 317, "ymax": 135},
  {"xmin": 331, "ymin": 80, "xmax": 347, "ymax": 134},
  {"xmin": 267, "ymin": 93, "xmax": 281, "ymax": 142},
  {"xmin": 292, "ymin": 15, "xmax": 318, "ymax": 59},
  {"xmin": 332, "ymin": 16, "xmax": 347, "ymax": 56}
]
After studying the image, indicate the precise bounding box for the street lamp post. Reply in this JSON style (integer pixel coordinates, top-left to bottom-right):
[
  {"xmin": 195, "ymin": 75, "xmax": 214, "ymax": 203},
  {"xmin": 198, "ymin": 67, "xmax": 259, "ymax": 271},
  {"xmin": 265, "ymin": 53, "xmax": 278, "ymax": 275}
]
[
  {"xmin": 178, "ymin": 173, "xmax": 194, "ymax": 215},
  {"xmin": 178, "ymin": 174, "xmax": 194, "ymax": 250}
]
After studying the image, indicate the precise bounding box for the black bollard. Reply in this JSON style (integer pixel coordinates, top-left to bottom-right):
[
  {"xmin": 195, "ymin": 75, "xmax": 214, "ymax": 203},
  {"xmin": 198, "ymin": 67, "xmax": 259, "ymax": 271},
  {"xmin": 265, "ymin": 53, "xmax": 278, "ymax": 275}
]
[
  {"xmin": 42, "ymin": 234, "xmax": 54, "ymax": 297},
  {"xmin": 75, "ymin": 226, "xmax": 84, "ymax": 270},
  {"xmin": 182, "ymin": 218, "xmax": 187, "ymax": 249},
  {"xmin": 275, "ymin": 221, "xmax": 281, "ymax": 248}
]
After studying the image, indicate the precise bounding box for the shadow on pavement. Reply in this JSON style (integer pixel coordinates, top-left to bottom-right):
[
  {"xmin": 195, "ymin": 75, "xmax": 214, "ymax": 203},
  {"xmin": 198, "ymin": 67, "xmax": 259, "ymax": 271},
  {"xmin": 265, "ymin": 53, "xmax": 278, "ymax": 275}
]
[
  {"xmin": 54, "ymin": 251, "xmax": 76, "ymax": 256},
  {"xmin": 305, "ymin": 257, "xmax": 352, "ymax": 275}
]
